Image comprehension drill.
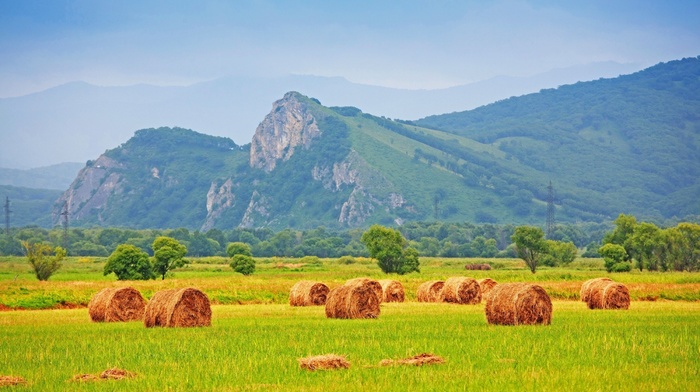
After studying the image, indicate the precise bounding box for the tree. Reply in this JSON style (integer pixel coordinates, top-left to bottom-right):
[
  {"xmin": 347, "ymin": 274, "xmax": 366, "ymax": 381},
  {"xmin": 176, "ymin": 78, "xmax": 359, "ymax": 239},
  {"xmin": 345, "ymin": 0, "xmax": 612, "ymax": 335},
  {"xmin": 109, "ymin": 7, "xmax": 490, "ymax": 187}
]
[
  {"xmin": 360, "ymin": 225, "xmax": 420, "ymax": 274},
  {"xmin": 511, "ymin": 226, "xmax": 548, "ymax": 273},
  {"xmin": 104, "ymin": 244, "xmax": 154, "ymax": 280},
  {"xmin": 230, "ymin": 254, "xmax": 255, "ymax": 275},
  {"xmin": 676, "ymin": 223, "xmax": 700, "ymax": 271},
  {"xmin": 599, "ymin": 243, "xmax": 629, "ymax": 273},
  {"xmin": 152, "ymin": 236, "xmax": 188, "ymax": 280},
  {"xmin": 542, "ymin": 240, "xmax": 578, "ymax": 266},
  {"xmin": 626, "ymin": 222, "xmax": 661, "ymax": 271},
  {"xmin": 227, "ymin": 242, "xmax": 253, "ymax": 257},
  {"xmin": 22, "ymin": 241, "xmax": 66, "ymax": 281}
]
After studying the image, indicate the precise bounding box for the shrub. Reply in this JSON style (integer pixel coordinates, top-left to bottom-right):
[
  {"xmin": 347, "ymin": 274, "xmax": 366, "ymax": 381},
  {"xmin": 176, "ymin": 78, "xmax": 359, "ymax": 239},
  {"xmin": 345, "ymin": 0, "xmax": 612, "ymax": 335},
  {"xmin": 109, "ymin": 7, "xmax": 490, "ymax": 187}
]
[
  {"xmin": 337, "ymin": 255, "xmax": 356, "ymax": 265},
  {"xmin": 22, "ymin": 241, "xmax": 66, "ymax": 281},
  {"xmin": 611, "ymin": 262, "xmax": 632, "ymax": 272},
  {"xmin": 230, "ymin": 254, "xmax": 255, "ymax": 275},
  {"xmin": 104, "ymin": 244, "xmax": 155, "ymax": 280},
  {"xmin": 227, "ymin": 242, "xmax": 252, "ymax": 257}
]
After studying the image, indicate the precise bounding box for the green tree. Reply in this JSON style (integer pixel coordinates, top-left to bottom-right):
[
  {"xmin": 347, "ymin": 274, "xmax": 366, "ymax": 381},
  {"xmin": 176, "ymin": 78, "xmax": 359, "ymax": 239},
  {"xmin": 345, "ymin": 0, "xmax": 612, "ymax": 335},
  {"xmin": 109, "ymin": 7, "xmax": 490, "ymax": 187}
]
[
  {"xmin": 676, "ymin": 223, "xmax": 700, "ymax": 271},
  {"xmin": 22, "ymin": 241, "xmax": 66, "ymax": 281},
  {"xmin": 511, "ymin": 226, "xmax": 548, "ymax": 273},
  {"xmin": 152, "ymin": 236, "xmax": 188, "ymax": 280},
  {"xmin": 626, "ymin": 222, "xmax": 661, "ymax": 271},
  {"xmin": 227, "ymin": 242, "xmax": 253, "ymax": 257},
  {"xmin": 599, "ymin": 243, "xmax": 629, "ymax": 273},
  {"xmin": 104, "ymin": 244, "xmax": 155, "ymax": 280},
  {"xmin": 360, "ymin": 225, "xmax": 420, "ymax": 274},
  {"xmin": 230, "ymin": 254, "xmax": 255, "ymax": 275},
  {"xmin": 542, "ymin": 240, "xmax": 578, "ymax": 266},
  {"xmin": 603, "ymin": 214, "xmax": 637, "ymax": 259}
]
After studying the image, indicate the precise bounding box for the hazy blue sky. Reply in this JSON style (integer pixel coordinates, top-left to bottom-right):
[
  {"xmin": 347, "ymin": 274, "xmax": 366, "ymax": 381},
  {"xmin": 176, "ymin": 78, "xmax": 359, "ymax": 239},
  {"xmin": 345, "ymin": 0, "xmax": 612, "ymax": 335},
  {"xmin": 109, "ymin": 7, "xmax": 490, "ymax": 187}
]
[{"xmin": 1, "ymin": 0, "xmax": 699, "ymax": 97}]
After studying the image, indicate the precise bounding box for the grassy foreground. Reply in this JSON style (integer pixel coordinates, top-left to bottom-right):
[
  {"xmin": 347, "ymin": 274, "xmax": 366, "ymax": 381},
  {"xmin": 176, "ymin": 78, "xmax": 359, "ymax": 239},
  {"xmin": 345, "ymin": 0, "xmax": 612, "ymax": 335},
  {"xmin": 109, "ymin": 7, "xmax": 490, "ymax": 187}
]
[{"xmin": 0, "ymin": 301, "xmax": 698, "ymax": 391}]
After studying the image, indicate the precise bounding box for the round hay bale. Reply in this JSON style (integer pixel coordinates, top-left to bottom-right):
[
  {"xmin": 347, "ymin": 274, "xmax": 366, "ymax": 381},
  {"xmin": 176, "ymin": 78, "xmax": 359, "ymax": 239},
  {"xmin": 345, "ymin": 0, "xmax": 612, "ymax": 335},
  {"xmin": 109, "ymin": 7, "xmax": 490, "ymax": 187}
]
[
  {"xmin": 88, "ymin": 287, "xmax": 147, "ymax": 322},
  {"xmin": 144, "ymin": 287, "xmax": 212, "ymax": 328},
  {"xmin": 289, "ymin": 281, "xmax": 330, "ymax": 306},
  {"xmin": 477, "ymin": 278, "xmax": 498, "ymax": 298},
  {"xmin": 586, "ymin": 280, "xmax": 630, "ymax": 310},
  {"xmin": 441, "ymin": 277, "xmax": 482, "ymax": 304},
  {"xmin": 346, "ymin": 278, "xmax": 383, "ymax": 304},
  {"xmin": 377, "ymin": 279, "xmax": 405, "ymax": 302},
  {"xmin": 325, "ymin": 280, "xmax": 380, "ymax": 319},
  {"xmin": 416, "ymin": 280, "xmax": 444, "ymax": 302},
  {"xmin": 580, "ymin": 277, "xmax": 613, "ymax": 302},
  {"xmin": 485, "ymin": 283, "xmax": 552, "ymax": 326}
]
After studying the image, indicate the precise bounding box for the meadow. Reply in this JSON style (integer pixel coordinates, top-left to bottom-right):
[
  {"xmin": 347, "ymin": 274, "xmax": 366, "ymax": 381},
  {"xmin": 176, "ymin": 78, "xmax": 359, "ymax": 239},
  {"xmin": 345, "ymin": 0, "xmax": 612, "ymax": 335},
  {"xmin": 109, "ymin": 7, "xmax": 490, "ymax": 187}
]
[{"xmin": 1, "ymin": 256, "xmax": 699, "ymax": 390}]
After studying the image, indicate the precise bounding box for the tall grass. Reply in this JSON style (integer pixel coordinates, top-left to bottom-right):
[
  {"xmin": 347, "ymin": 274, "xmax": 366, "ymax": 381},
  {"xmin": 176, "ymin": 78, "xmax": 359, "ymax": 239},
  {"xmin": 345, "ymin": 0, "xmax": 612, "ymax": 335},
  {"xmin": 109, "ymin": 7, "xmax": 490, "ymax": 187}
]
[{"xmin": 0, "ymin": 301, "xmax": 698, "ymax": 391}]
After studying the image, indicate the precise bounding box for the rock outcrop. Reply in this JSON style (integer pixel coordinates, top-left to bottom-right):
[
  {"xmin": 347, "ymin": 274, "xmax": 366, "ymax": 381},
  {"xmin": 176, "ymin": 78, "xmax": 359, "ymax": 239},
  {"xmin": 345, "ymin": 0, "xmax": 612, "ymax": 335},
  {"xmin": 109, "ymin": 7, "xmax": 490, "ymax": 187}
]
[
  {"xmin": 250, "ymin": 92, "xmax": 321, "ymax": 172},
  {"xmin": 201, "ymin": 178, "xmax": 236, "ymax": 231}
]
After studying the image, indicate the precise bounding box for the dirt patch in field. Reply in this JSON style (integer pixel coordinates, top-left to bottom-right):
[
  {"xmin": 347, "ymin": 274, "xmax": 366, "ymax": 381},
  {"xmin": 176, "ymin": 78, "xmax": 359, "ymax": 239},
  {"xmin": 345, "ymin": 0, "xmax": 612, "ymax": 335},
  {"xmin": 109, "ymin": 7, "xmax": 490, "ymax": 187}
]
[
  {"xmin": 71, "ymin": 368, "xmax": 136, "ymax": 382},
  {"xmin": 298, "ymin": 354, "xmax": 350, "ymax": 371},
  {"xmin": 380, "ymin": 353, "xmax": 445, "ymax": 367},
  {"xmin": 275, "ymin": 263, "xmax": 307, "ymax": 269},
  {"xmin": 0, "ymin": 303, "xmax": 12, "ymax": 312}
]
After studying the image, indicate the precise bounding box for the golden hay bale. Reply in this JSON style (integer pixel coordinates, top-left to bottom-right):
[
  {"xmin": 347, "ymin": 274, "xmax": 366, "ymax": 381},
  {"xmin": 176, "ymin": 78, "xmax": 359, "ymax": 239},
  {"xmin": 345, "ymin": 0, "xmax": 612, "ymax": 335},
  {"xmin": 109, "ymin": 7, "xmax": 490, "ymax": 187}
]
[
  {"xmin": 298, "ymin": 354, "xmax": 350, "ymax": 371},
  {"xmin": 325, "ymin": 280, "xmax": 381, "ymax": 319},
  {"xmin": 346, "ymin": 278, "xmax": 383, "ymax": 304},
  {"xmin": 0, "ymin": 376, "xmax": 27, "ymax": 387},
  {"xmin": 441, "ymin": 277, "xmax": 482, "ymax": 304},
  {"xmin": 378, "ymin": 279, "xmax": 405, "ymax": 302},
  {"xmin": 586, "ymin": 280, "xmax": 630, "ymax": 310},
  {"xmin": 580, "ymin": 277, "xmax": 613, "ymax": 302},
  {"xmin": 88, "ymin": 287, "xmax": 147, "ymax": 322},
  {"xmin": 485, "ymin": 283, "xmax": 552, "ymax": 326},
  {"xmin": 144, "ymin": 288, "xmax": 211, "ymax": 328},
  {"xmin": 289, "ymin": 281, "xmax": 330, "ymax": 306},
  {"xmin": 416, "ymin": 280, "xmax": 444, "ymax": 302},
  {"xmin": 477, "ymin": 278, "xmax": 498, "ymax": 298},
  {"xmin": 380, "ymin": 353, "xmax": 445, "ymax": 367}
]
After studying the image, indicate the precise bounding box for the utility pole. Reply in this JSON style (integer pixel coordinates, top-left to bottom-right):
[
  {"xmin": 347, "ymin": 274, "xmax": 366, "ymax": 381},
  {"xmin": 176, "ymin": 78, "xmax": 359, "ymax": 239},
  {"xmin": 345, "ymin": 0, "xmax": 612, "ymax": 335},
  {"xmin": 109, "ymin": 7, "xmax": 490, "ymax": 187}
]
[
  {"xmin": 3, "ymin": 197, "xmax": 10, "ymax": 236},
  {"xmin": 546, "ymin": 181, "xmax": 555, "ymax": 239},
  {"xmin": 60, "ymin": 202, "xmax": 69, "ymax": 251}
]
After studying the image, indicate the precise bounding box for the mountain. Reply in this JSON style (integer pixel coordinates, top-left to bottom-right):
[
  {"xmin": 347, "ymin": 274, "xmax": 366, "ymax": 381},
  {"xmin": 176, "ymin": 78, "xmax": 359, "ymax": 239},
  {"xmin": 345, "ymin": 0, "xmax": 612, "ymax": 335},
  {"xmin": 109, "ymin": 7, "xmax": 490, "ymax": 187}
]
[
  {"xmin": 53, "ymin": 57, "xmax": 700, "ymax": 230},
  {"xmin": 0, "ymin": 162, "xmax": 84, "ymax": 190},
  {"xmin": 0, "ymin": 62, "xmax": 642, "ymax": 169},
  {"xmin": 0, "ymin": 186, "xmax": 62, "ymax": 228},
  {"xmin": 415, "ymin": 56, "xmax": 700, "ymax": 221}
]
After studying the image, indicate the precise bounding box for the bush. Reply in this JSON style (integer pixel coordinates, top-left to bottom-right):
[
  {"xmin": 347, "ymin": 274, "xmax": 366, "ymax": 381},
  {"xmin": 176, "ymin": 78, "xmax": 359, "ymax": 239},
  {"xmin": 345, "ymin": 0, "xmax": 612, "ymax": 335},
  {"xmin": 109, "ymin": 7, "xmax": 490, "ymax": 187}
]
[
  {"xmin": 230, "ymin": 254, "xmax": 255, "ymax": 275},
  {"xmin": 104, "ymin": 244, "xmax": 155, "ymax": 280},
  {"xmin": 611, "ymin": 262, "xmax": 632, "ymax": 272},
  {"xmin": 22, "ymin": 241, "xmax": 66, "ymax": 281},
  {"xmin": 227, "ymin": 242, "xmax": 252, "ymax": 257},
  {"xmin": 337, "ymin": 255, "xmax": 356, "ymax": 265},
  {"xmin": 299, "ymin": 256, "xmax": 321, "ymax": 266}
]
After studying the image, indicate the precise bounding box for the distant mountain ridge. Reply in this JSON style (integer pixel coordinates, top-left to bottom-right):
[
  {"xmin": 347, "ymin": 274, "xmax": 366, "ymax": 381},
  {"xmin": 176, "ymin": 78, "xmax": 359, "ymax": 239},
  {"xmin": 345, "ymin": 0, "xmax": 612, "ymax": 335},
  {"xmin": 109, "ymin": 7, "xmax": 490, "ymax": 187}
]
[
  {"xmin": 51, "ymin": 58, "xmax": 700, "ymax": 229},
  {"xmin": 0, "ymin": 163, "xmax": 83, "ymax": 190},
  {"xmin": 0, "ymin": 61, "xmax": 642, "ymax": 169}
]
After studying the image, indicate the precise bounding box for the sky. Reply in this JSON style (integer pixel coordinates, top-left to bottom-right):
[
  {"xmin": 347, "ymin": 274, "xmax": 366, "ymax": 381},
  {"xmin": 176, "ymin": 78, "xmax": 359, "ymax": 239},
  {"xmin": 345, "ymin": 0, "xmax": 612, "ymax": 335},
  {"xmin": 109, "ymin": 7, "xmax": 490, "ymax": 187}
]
[{"xmin": 1, "ymin": 0, "xmax": 700, "ymax": 98}]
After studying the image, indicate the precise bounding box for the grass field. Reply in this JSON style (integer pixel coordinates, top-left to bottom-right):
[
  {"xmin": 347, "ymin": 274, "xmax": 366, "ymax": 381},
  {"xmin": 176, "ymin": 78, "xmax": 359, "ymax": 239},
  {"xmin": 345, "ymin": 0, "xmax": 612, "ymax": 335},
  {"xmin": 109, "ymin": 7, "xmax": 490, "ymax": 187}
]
[{"xmin": 1, "ymin": 256, "xmax": 699, "ymax": 390}]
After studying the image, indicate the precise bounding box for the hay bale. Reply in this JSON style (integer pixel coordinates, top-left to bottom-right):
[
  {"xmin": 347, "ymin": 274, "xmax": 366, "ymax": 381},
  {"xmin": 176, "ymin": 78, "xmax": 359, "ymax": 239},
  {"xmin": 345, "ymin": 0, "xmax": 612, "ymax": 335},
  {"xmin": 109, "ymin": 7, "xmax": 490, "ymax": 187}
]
[
  {"xmin": 441, "ymin": 277, "xmax": 482, "ymax": 304},
  {"xmin": 586, "ymin": 280, "xmax": 630, "ymax": 310},
  {"xmin": 144, "ymin": 288, "xmax": 212, "ymax": 328},
  {"xmin": 580, "ymin": 277, "xmax": 613, "ymax": 302},
  {"xmin": 380, "ymin": 353, "xmax": 445, "ymax": 367},
  {"xmin": 378, "ymin": 279, "xmax": 405, "ymax": 302},
  {"xmin": 289, "ymin": 281, "xmax": 330, "ymax": 306},
  {"xmin": 416, "ymin": 280, "xmax": 444, "ymax": 302},
  {"xmin": 298, "ymin": 354, "xmax": 350, "ymax": 371},
  {"xmin": 88, "ymin": 287, "xmax": 147, "ymax": 322},
  {"xmin": 477, "ymin": 278, "xmax": 498, "ymax": 298},
  {"xmin": 346, "ymin": 278, "xmax": 383, "ymax": 303},
  {"xmin": 325, "ymin": 280, "xmax": 381, "ymax": 319},
  {"xmin": 0, "ymin": 376, "xmax": 27, "ymax": 387},
  {"xmin": 100, "ymin": 368, "xmax": 136, "ymax": 380},
  {"xmin": 465, "ymin": 263, "xmax": 492, "ymax": 270},
  {"xmin": 485, "ymin": 283, "xmax": 552, "ymax": 326}
]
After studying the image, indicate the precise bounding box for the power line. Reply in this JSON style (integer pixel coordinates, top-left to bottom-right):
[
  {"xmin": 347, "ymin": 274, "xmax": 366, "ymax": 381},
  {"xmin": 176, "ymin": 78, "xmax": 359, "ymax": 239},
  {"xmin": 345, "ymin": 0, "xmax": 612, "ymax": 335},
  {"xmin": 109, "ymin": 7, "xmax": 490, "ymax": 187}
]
[{"xmin": 3, "ymin": 197, "xmax": 11, "ymax": 236}]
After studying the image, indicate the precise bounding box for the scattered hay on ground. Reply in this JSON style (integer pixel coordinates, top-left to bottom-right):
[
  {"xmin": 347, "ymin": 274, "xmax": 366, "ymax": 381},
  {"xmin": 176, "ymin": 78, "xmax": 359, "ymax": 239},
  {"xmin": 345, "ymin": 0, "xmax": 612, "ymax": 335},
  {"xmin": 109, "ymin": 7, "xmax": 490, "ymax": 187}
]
[
  {"xmin": 580, "ymin": 277, "xmax": 613, "ymax": 302},
  {"xmin": 0, "ymin": 376, "xmax": 27, "ymax": 387},
  {"xmin": 298, "ymin": 354, "xmax": 350, "ymax": 371},
  {"xmin": 380, "ymin": 353, "xmax": 445, "ymax": 367},
  {"xmin": 144, "ymin": 287, "xmax": 212, "ymax": 328},
  {"xmin": 289, "ymin": 281, "xmax": 330, "ymax": 306},
  {"xmin": 586, "ymin": 280, "xmax": 630, "ymax": 310},
  {"xmin": 441, "ymin": 277, "xmax": 482, "ymax": 304},
  {"xmin": 88, "ymin": 287, "xmax": 147, "ymax": 322},
  {"xmin": 477, "ymin": 278, "xmax": 498, "ymax": 299},
  {"xmin": 485, "ymin": 283, "xmax": 552, "ymax": 326},
  {"xmin": 346, "ymin": 278, "xmax": 383, "ymax": 304},
  {"xmin": 325, "ymin": 280, "xmax": 380, "ymax": 319},
  {"xmin": 465, "ymin": 263, "xmax": 492, "ymax": 270},
  {"xmin": 71, "ymin": 374, "xmax": 99, "ymax": 382},
  {"xmin": 100, "ymin": 368, "xmax": 136, "ymax": 380},
  {"xmin": 378, "ymin": 279, "xmax": 405, "ymax": 302},
  {"xmin": 416, "ymin": 280, "xmax": 444, "ymax": 302}
]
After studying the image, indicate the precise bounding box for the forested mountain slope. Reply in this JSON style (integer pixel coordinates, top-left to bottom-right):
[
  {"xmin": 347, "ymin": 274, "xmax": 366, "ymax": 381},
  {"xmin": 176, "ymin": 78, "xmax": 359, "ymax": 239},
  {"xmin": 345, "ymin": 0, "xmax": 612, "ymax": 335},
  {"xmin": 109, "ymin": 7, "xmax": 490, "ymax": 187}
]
[{"xmin": 416, "ymin": 57, "xmax": 700, "ymax": 221}]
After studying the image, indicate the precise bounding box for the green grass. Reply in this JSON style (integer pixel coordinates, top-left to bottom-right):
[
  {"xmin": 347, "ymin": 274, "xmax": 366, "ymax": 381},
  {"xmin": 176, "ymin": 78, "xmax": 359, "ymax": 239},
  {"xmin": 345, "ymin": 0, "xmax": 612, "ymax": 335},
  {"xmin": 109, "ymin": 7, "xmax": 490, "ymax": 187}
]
[{"xmin": 0, "ymin": 301, "xmax": 698, "ymax": 391}]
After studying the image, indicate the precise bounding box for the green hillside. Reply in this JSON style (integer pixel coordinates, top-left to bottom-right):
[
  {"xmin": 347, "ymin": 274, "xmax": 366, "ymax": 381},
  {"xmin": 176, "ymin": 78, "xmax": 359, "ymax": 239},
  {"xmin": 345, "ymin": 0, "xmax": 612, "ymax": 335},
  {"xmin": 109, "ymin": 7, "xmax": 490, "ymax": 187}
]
[
  {"xmin": 0, "ymin": 186, "xmax": 62, "ymax": 227},
  {"xmin": 415, "ymin": 56, "xmax": 700, "ymax": 222}
]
